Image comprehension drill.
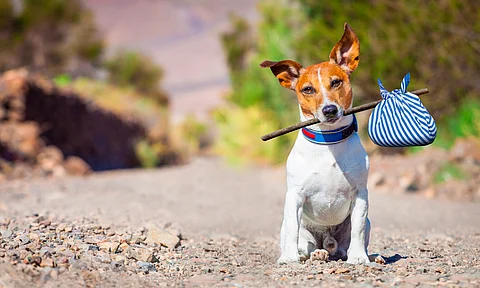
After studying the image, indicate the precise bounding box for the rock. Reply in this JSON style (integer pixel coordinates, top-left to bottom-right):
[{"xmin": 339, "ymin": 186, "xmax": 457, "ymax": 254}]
[
  {"xmin": 39, "ymin": 220, "xmax": 51, "ymax": 227},
  {"xmin": 335, "ymin": 267, "xmax": 350, "ymax": 274},
  {"xmin": 99, "ymin": 242, "xmax": 120, "ymax": 253},
  {"xmin": 137, "ymin": 261, "xmax": 157, "ymax": 273},
  {"xmin": 164, "ymin": 222, "xmax": 182, "ymax": 239},
  {"xmin": 125, "ymin": 246, "xmax": 157, "ymax": 262},
  {"xmin": 118, "ymin": 242, "xmax": 129, "ymax": 253},
  {"xmin": 77, "ymin": 244, "xmax": 98, "ymax": 252},
  {"xmin": 37, "ymin": 146, "xmax": 64, "ymax": 165},
  {"xmin": 399, "ymin": 172, "xmax": 420, "ymax": 192},
  {"xmin": 0, "ymin": 122, "xmax": 42, "ymax": 159},
  {"xmin": 369, "ymin": 172, "xmax": 386, "ymax": 188},
  {"xmin": 146, "ymin": 225, "xmax": 180, "ymax": 248},
  {"xmin": 97, "ymin": 251, "xmax": 112, "ymax": 263},
  {"xmin": 450, "ymin": 138, "xmax": 480, "ymax": 163},
  {"xmin": 40, "ymin": 246, "xmax": 54, "ymax": 257},
  {"xmin": 50, "ymin": 269, "xmax": 58, "ymax": 279},
  {"xmin": 63, "ymin": 156, "xmax": 91, "ymax": 176},
  {"xmin": 17, "ymin": 235, "xmax": 30, "ymax": 245},
  {"xmin": 111, "ymin": 260, "xmax": 124, "ymax": 271},
  {"xmin": 133, "ymin": 235, "xmax": 147, "ymax": 244},
  {"xmin": 40, "ymin": 258, "xmax": 55, "ymax": 267},
  {"xmin": 84, "ymin": 237, "xmax": 100, "ymax": 244},
  {"xmin": 37, "ymin": 146, "xmax": 65, "ymax": 176},
  {"xmin": 2, "ymin": 229, "xmax": 13, "ymax": 238},
  {"xmin": 324, "ymin": 268, "xmax": 336, "ymax": 274},
  {"xmin": 56, "ymin": 223, "xmax": 67, "ymax": 232},
  {"xmin": 115, "ymin": 255, "xmax": 126, "ymax": 262}
]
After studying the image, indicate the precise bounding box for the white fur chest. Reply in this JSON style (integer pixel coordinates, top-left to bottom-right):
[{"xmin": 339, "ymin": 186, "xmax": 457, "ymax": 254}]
[{"xmin": 286, "ymin": 130, "xmax": 369, "ymax": 226}]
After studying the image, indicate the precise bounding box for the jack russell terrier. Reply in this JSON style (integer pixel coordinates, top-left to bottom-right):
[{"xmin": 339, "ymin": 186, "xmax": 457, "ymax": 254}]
[{"xmin": 261, "ymin": 23, "xmax": 371, "ymax": 264}]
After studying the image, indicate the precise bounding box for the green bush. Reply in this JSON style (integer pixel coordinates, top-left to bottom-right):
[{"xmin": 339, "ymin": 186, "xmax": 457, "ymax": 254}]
[
  {"xmin": 0, "ymin": 0, "xmax": 103, "ymax": 75},
  {"xmin": 433, "ymin": 163, "xmax": 468, "ymax": 184},
  {"xmin": 434, "ymin": 98, "xmax": 480, "ymax": 149},
  {"xmin": 172, "ymin": 114, "xmax": 210, "ymax": 157},
  {"xmin": 105, "ymin": 51, "xmax": 168, "ymax": 105},
  {"xmin": 213, "ymin": 104, "xmax": 297, "ymax": 165}
]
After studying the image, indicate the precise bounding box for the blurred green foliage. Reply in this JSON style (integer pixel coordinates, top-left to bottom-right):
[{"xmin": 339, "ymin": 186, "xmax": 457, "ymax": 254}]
[
  {"xmin": 434, "ymin": 99, "xmax": 480, "ymax": 149},
  {"xmin": 105, "ymin": 51, "xmax": 169, "ymax": 106},
  {"xmin": 135, "ymin": 140, "xmax": 161, "ymax": 168},
  {"xmin": 213, "ymin": 105, "xmax": 296, "ymax": 165},
  {"xmin": 217, "ymin": 0, "xmax": 480, "ymax": 165},
  {"xmin": 173, "ymin": 114, "xmax": 209, "ymax": 157},
  {"xmin": 0, "ymin": 0, "xmax": 103, "ymax": 75},
  {"xmin": 53, "ymin": 74, "xmax": 73, "ymax": 87},
  {"xmin": 434, "ymin": 162, "xmax": 468, "ymax": 184}
]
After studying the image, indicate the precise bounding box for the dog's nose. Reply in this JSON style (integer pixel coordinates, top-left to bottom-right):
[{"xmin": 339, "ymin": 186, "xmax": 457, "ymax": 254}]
[{"xmin": 322, "ymin": 105, "xmax": 338, "ymax": 118}]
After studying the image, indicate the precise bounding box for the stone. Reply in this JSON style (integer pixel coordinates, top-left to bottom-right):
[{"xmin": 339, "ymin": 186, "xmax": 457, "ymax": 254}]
[
  {"xmin": 17, "ymin": 235, "xmax": 30, "ymax": 245},
  {"xmin": 369, "ymin": 172, "xmax": 386, "ymax": 187},
  {"xmin": 40, "ymin": 258, "xmax": 55, "ymax": 268},
  {"xmin": 335, "ymin": 267, "xmax": 350, "ymax": 274},
  {"xmin": 1, "ymin": 230, "xmax": 13, "ymax": 238},
  {"xmin": 97, "ymin": 251, "xmax": 112, "ymax": 263},
  {"xmin": 137, "ymin": 261, "xmax": 157, "ymax": 273},
  {"xmin": 125, "ymin": 246, "xmax": 157, "ymax": 262},
  {"xmin": 40, "ymin": 246, "xmax": 54, "ymax": 257},
  {"xmin": 56, "ymin": 223, "xmax": 67, "ymax": 232},
  {"xmin": 84, "ymin": 237, "xmax": 99, "ymax": 244},
  {"xmin": 146, "ymin": 225, "xmax": 180, "ymax": 248},
  {"xmin": 50, "ymin": 269, "xmax": 58, "ymax": 279},
  {"xmin": 63, "ymin": 156, "xmax": 91, "ymax": 176},
  {"xmin": 99, "ymin": 242, "xmax": 120, "ymax": 253}
]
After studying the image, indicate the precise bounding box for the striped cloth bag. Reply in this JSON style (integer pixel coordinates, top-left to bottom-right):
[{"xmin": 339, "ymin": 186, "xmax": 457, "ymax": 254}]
[{"xmin": 368, "ymin": 73, "xmax": 437, "ymax": 147}]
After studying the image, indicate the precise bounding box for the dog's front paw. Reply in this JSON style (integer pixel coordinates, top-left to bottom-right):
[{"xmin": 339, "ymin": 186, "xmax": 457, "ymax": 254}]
[
  {"xmin": 310, "ymin": 249, "xmax": 329, "ymax": 262},
  {"xmin": 346, "ymin": 251, "xmax": 370, "ymax": 265},
  {"xmin": 277, "ymin": 254, "xmax": 300, "ymax": 264}
]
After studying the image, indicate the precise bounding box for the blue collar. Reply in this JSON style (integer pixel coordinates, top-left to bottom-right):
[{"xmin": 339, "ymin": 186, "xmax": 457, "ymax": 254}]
[{"xmin": 301, "ymin": 116, "xmax": 358, "ymax": 145}]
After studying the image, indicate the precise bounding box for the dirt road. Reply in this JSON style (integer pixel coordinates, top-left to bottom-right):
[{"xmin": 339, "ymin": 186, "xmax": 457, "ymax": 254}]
[{"xmin": 1, "ymin": 157, "xmax": 480, "ymax": 287}]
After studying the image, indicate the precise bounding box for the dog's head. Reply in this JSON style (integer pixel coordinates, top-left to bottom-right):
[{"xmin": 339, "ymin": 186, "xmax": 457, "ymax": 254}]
[{"xmin": 261, "ymin": 23, "xmax": 359, "ymax": 126}]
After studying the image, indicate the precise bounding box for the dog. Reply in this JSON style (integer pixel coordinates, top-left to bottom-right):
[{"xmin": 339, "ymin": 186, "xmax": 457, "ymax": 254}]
[{"xmin": 261, "ymin": 23, "xmax": 371, "ymax": 264}]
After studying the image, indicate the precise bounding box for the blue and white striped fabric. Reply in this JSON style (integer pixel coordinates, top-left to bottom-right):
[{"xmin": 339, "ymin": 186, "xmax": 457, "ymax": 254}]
[{"xmin": 368, "ymin": 73, "xmax": 437, "ymax": 147}]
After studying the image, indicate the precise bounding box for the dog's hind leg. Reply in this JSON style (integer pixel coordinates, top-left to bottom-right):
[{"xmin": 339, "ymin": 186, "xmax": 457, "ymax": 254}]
[
  {"xmin": 365, "ymin": 217, "xmax": 371, "ymax": 252},
  {"xmin": 297, "ymin": 225, "xmax": 317, "ymax": 261}
]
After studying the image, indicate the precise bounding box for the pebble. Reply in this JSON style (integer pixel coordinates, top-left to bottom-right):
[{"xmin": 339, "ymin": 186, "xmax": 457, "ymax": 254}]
[
  {"xmin": 2, "ymin": 229, "xmax": 13, "ymax": 238},
  {"xmin": 98, "ymin": 241, "xmax": 120, "ymax": 253},
  {"xmin": 137, "ymin": 261, "xmax": 157, "ymax": 273},
  {"xmin": 146, "ymin": 225, "xmax": 180, "ymax": 248},
  {"xmin": 40, "ymin": 258, "xmax": 54, "ymax": 268}
]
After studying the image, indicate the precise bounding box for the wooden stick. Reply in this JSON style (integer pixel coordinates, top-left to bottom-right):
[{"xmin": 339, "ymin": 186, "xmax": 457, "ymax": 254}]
[{"xmin": 261, "ymin": 88, "xmax": 429, "ymax": 141}]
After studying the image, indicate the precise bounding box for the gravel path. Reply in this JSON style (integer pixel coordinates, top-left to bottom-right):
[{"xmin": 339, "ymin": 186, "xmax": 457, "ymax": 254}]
[{"xmin": 0, "ymin": 157, "xmax": 479, "ymax": 287}]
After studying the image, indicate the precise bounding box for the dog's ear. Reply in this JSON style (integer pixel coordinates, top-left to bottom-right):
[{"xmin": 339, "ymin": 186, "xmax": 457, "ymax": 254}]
[
  {"xmin": 329, "ymin": 23, "xmax": 360, "ymax": 75},
  {"xmin": 260, "ymin": 60, "xmax": 304, "ymax": 90}
]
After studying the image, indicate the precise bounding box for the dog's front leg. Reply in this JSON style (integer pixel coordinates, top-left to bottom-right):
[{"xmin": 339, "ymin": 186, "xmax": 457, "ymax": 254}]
[
  {"xmin": 278, "ymin": 188, "xmax": 304, "ymax": 264},
  {"xmin": 347, "ymin": 187, "xmax": 370, "ymax": 264}
]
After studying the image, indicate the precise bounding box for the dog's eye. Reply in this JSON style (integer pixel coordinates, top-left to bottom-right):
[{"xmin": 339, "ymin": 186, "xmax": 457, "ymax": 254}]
[
  {"xmin": 331, "ymin": 79, "xmax": 343, "ymax": 88},
  {"xmin": 301, "ymin": 86, "xmax": 315, "ymax": 95}
]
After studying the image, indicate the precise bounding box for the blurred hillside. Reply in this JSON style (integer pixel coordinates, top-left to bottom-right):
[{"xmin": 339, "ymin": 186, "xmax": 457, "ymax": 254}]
[{"xmin": 0, "ymin": 0, "xmax": 186, "ymax": 179}]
